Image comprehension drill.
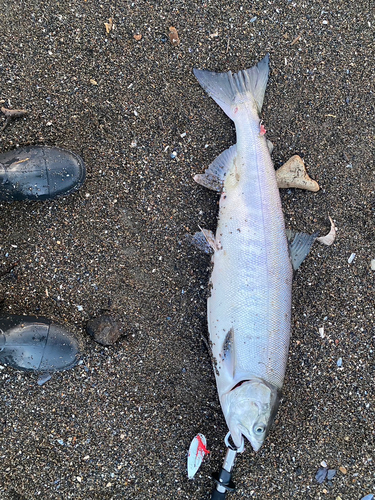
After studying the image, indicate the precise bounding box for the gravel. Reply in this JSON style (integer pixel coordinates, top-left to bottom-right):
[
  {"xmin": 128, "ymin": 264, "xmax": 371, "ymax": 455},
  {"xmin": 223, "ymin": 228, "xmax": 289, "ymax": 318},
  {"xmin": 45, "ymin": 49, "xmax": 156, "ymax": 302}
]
[{"xmin": 0, "ymin": 0, "xmax": 374, "ymax": 499}]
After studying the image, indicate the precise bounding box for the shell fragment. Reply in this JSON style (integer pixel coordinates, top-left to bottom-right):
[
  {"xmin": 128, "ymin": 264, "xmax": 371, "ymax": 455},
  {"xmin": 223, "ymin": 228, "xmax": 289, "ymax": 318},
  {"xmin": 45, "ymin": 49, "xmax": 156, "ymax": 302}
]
[
  {"xmin": 316, "ymin": 216, "xmax": 336, "ymax": 246},
  {"xmin": 276, "ymin": 155, "xmax": 320, "ymax": 192}
]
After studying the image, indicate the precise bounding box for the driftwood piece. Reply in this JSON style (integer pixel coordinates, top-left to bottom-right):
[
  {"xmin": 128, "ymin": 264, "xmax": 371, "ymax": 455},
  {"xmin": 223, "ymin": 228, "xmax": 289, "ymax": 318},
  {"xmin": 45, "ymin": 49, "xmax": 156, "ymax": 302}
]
[{"xmin": 1, "ymin": 107, "xmax": 28, "ymax": 131}]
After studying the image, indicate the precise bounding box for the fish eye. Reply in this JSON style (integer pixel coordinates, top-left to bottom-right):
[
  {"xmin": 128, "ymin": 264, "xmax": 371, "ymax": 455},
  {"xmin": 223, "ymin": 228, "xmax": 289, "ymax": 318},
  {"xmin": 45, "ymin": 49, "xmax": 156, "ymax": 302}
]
[{"xmin": 254, "ymin": 424, "xmax": 266, "ymax": 435}]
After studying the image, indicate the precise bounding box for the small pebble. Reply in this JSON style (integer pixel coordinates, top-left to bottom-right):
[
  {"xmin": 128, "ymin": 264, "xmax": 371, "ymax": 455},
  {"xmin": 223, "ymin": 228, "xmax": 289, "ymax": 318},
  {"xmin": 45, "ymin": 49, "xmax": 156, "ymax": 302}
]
[
  {"xmin": 169, "ymin": 27, "xmax": 180, "ymax": 46},
  {"xmin": 370, "ymin": 259, "xmax": 375, "ymax": 270},
  {"xmin": 339, "ymin": 466, "xmax": 347, "ymax": 474},
  {"xmin": 348, "ymin": 253, "xmax": 356, "ymax": 264},
  {"xmin": 87, "ymin": 315, "xmax": 123, "ymax": 346},
  {"xmin": 327, "ymin": 469, "xmax": 336, "ymax": 480},
  {"xmin": 315, "ymin": 467, "xmax": 328, "ymax": 483}
]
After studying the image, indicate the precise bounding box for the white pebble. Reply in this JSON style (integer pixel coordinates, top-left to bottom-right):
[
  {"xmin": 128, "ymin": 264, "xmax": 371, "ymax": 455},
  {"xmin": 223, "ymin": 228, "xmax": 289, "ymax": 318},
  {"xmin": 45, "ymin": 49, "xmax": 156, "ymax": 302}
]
[{"xmin": 348, "ymin": 253, "xmax": 356, "ymax": 264}]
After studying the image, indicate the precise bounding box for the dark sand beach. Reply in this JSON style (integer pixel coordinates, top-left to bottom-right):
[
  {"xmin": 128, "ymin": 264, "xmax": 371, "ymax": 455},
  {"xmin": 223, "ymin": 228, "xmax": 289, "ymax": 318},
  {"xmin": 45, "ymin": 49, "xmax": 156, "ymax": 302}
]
[{"xmin": 0, "ymin": 1, "xmax": 374, "ymax": 498}]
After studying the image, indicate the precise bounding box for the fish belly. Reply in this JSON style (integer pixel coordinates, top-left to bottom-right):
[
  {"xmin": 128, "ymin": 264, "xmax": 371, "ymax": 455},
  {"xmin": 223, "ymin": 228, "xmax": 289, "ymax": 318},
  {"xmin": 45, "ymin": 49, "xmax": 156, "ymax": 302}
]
[{"xmin": 208, "ymin": 120, "xmax": 293, "ymax": 399}]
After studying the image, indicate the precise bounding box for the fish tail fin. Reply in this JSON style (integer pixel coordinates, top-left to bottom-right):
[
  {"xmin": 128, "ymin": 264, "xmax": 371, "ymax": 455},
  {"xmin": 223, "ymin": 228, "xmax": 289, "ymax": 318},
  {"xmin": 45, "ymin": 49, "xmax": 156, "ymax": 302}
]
[{"xmin": 193, "ymin": 54, "xmax": 269, "ymax": 119}]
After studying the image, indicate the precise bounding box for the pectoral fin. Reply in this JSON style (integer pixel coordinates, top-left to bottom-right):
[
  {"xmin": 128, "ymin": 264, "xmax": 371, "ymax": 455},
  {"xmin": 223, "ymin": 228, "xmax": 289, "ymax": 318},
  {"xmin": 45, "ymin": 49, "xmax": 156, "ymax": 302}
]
[
  {"xmin": 266, "ymin": 139, "xmax": 274, "ymax": 154},
  {"xmin": 194, "ymin": 145, "xmax": 236, "ymax": 192},
  {"xmin": 286, "ymin": 230, "xmax": 318, "ymax": 271},
  {"xmin": 187, "ymin": 228, "xmax": 219, "ymax": 254}
]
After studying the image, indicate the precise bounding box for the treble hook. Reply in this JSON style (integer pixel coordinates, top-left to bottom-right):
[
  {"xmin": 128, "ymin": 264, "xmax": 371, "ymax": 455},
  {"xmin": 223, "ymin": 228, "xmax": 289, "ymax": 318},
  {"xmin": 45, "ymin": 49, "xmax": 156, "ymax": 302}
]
[{"xmin": 210, "ymin": 432, "xmax": 245, "ymax": 499}]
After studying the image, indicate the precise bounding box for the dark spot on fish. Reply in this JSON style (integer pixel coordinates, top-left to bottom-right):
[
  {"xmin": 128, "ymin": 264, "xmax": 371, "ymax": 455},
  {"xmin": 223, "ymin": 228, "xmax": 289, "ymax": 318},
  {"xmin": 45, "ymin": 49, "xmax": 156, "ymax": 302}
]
[
  {"xmin": 212, "ymin": 356, "xmax": 220, "ymax": 376},
  {"xmin": 222, "ymin": 327, "xmax": 234, "ymax": 360}
]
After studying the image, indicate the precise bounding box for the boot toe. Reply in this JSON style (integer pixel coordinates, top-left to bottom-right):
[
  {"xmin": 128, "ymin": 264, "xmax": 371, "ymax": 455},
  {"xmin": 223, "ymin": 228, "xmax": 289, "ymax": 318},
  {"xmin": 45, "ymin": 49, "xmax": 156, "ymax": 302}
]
[
  {"xmin": 0, "ymin": 316, "xmax": 80, "ymax": 371},
  {"xmin": 0, "ymin": 146, "xmax": 86, "ymax": 201}
]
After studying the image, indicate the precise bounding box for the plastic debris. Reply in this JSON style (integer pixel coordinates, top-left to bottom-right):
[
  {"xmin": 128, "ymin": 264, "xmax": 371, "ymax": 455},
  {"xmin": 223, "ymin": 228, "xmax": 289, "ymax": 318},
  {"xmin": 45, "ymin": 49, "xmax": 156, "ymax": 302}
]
[
  {"xmin": 337, "ymin": 357, "xmax": 343, "ymax": 367},
  {"xmin": 361, "ymin": 495, "xmax": 374, "ymax": 500},
  {"xmin": 187, "ymin": 433, "xmax": 209, "ymax": 479},
  {"xmin": 370, "ymin": 260, "xmax": 375, "ymax": 270},
  {"xmin": 348, "ymin": 253, "xmax": 356, "ymax": 264}
]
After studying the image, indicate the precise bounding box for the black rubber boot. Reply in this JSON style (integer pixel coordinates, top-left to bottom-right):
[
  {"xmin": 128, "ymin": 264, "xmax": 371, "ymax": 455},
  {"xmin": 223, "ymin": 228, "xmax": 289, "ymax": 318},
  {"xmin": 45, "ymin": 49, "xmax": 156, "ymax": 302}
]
[
  {"xmin": 0, "ymin": 315, "xmax": 81, "ymax": 371},
  {"xmin": 0, "ymin": 146, "xmax": 86, "ymax": 201}
]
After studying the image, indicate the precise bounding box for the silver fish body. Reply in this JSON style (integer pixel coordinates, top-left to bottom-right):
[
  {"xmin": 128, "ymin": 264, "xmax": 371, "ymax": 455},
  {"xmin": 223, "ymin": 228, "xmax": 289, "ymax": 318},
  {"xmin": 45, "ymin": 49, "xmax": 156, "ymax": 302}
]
[{"xmin": 194, "ymin": 55, "xmax": 293, "ymax": 451}]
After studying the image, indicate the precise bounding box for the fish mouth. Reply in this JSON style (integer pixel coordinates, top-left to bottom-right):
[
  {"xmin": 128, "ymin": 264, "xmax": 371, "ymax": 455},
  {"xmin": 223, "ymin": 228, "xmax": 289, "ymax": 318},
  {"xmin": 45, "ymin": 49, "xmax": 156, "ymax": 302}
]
[{"xmin": 236, "ymin": 425, "xmax": 263, "ymax": 452}]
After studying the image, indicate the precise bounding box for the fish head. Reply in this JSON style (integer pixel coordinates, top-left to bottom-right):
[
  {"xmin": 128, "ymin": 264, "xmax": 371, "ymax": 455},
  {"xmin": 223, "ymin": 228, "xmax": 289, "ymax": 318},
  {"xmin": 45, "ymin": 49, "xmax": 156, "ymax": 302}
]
[{"xmin": 221, "ymin": 379, "xmax": 280, "ymax": 451}]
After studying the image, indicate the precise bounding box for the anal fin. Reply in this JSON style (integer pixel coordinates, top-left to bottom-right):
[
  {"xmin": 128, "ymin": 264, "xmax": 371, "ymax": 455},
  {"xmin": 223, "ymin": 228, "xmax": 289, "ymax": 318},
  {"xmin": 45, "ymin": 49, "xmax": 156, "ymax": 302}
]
[{"xmin": 286, "ymin": 230, "xmax": 318, "ymax": 271}]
